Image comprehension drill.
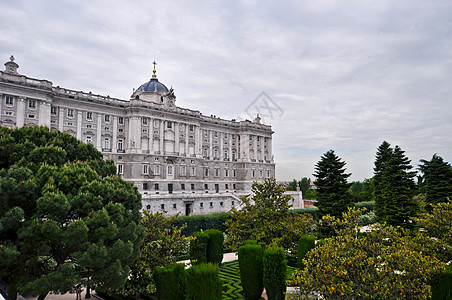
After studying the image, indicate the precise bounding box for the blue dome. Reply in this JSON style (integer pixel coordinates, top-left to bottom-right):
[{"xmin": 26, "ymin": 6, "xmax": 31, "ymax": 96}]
[{"xmin": 137, "ymin": 78, "xmax": 169, "ymax": 93}]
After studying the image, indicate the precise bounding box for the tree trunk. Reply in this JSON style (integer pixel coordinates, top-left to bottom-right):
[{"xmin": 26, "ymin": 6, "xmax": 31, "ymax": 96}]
[
  {"xmin": 37, "ymin": 292, "xmax": 48, "ymax": 300},
  {"xmin": 85, "ymin": 286, "xmax": 91, "ymax": 299}
]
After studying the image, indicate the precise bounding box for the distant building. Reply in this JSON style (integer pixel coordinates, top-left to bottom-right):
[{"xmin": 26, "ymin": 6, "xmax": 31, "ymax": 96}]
[{"xmin": 0, "ymin": 56, "xmax": 276, "ymax": 215}]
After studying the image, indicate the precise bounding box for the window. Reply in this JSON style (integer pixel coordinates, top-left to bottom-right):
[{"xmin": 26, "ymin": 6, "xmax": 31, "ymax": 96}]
[
  {"xmin": 233, "ymin": 184, "xmax": 236, "ymax": 190},
  {"xmin": 191, "ymin": 183, "xmax": 195, "ymax": 190},
  {"xmin": 233, "ymin": 170, "xmax": 237, "ymax": 177},
  {"xmin": 167, "ymin": 121, "xmax": 172, "ymax": 128},
  {"xmin": 28, "ymin": 100, "xmax": 36, "ymax": 109},
  {"xmin": 51, "ymin": 107, "xmax": 57, "ymax": 115},
  {"xmin": 5, "ymin": 96, "xmax": 14, "ymax": 105},
  {"xmin": 204, "ymin": 184, "xmax": 208, "ymax": 190},
  {"xmin": 117, "ymin": 164, "xmax": 123, "ymax": 175},
  {"xmin": 214, "ymin": 131, "xmax": 218, "ymax": 137},
  {"xmin": 173, "ymin": 203, "xmax": 177, "ymax": 209},
  {"xmin": 224, "ymin": 133, "xmax": 227, "ymax": 138},
  {"xmin": 260, "ymin": 170, "xmax": 263, "ymax": 177},
  {"xmin": 215, "ymin": 169, "xmax": 219, "ymax": 177},
  {"xmin": 200, "ymin": 202, "xmax": 203, "ymax": 208},
  {"xmin": 154, "ymin": 165, "xmax": 160, "ymax": 175},
  {"xmin": 146, "ymin": 205, "xmax": 151, "ymax": 210},
  {"xmin": 167, "ymin": 166, "xmax": 173, "ymax": 175},
  {"xmin": 117, "ymin": 139, "xmax": 123, "ymax": 150},
  {"xmin": 191, "ymin": 167, "xmax": 196, "ymax": 176},
  {"xmin": 103, "ymin": 137, "xmax": 110, "ymax": 149},
  {"xmin": 67, "ymin": 122, "xmax": 74, "ymax": 126},
  {"xmin": 220, "ymin": 201, "xmax": 224, "ymax": 206},
  {"xmin": 142, "ymin": 164, "xmax": 149, "ymax": 174},
  {"xmin": 204, "ymin": 130, "xmax": 208, "ymax": 136},
  {"xmin": 203, "ymin": 149, "xmax": 208, "ymax": 158},
  {"xmin": 161, "ymin": 204, "xmax": 165, "ymax": 210},
  {"xmin": 118, "ymin": 117, "xmax": 124, "ymax": 125},
  {"xmin": 189, "ymin": 125, "xmax": 194, "ymax": 132},
  {"xmin": 86, "ymin": 112, "xmax": 93, "ymax": 120},
  {"xmin": 225, "ymin": 184, "xmax": 229, "ymax": 190},
  {"xmin": 225, "ymin": 169, "xmax": 229, "ymax": 177},
  {"xmin": 87, "ymin": 124, "xmax": 92, "ymax": 128},
  {"xmin": 118, "ymin": 128, "xmax": 124, "ymax": 132},
  {"xmin": 155, "ymin": 183, "xmax": 159, "ymax": 190},
  {"xmin": 143, "ymin": 183, "xmax": 149, "ymax": 190},
  {"xmin": 28, "ymin": 114, "xmax": 35, "ymax": 119},
  {"xmin": 205, "ymin": 168, "xmax": 209, "ymax": 177},
  {"xmin": 180, "ymin": 166, "xmax": 186, "ymax": 176},
  {"xmin": 86, "ymin": 136, "xmax": 92, "ymax": 144},
  {"xmin": 105, "ymin": 127, "xmax": 110, "ymax": 131},
  {"xmin": 210, "ymin": 202, "xmax": 213, "ymax": 207},
  {"xmin": 67, "ymin": 109, "xmax": 74, "ymax": 118},
  {"xmin": 142, "ymin": 118, "xmax": 148, "ymax": 125},
  {"xmin": 181, "ymin": 183, "xmax": 185, "ymax": 190},
  {"xmin": 232, "ymin": 200, "xmax": 235, "ymax": 206},
  {"xmin": 105, "ymin": 115, "xmax": 111, "ymax": 122},
  {"xmin": 252, "ymin": 170, "xmax": 255, "ymax": 178},
  {"xmin": 224, "ymin": 151, "xmax": 228, "ymax": 159},
  {"xmin": 232, "ymin": 152, "xmax": 236, "ymax": 161},
  {"xmin": 214, "ymin": 149, "xmax": 218, "ymax": 159}
]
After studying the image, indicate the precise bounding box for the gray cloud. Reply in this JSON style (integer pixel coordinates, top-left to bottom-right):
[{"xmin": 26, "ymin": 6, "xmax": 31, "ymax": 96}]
[{"xmin": 1, "ymin": 0, "xmax": 451, "ymax": 181}]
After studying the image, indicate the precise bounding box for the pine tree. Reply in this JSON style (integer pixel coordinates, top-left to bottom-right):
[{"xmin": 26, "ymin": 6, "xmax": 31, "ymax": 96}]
[
  {"xmin": 419, "ymin": 154, "xmax": 452, "ymax": 208},
  {"xmin": 374, "ymin": 141, "xmax": 393, "ymax": 220},
  {"xmin": 374, "ymin": 144, "xmax": 418, "ymax": 228},
  {"xmin": 313, "ymin": 150, "xmax": 352, "ymax": 220}
]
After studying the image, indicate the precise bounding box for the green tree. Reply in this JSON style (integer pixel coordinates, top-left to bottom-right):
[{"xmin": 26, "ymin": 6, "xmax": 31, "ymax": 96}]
[
  {"xmin": 313, "ymin": 150, "xmax": 352, "ymax": 220},
  {"xmin": 376, "ymin": 144, "xmax": 418, "ymax": 228},
  {"xmin": 359, "ymin": 178, "xmax": 375, "ymax": 202},
  {"xmin": 117, "ymin": 211, "xmax": 191, "ymax": 298},
  {"xmin": 0, "ymin": 127, "xmax": 143, "ymax": 300},
  {"xmin": 419, "ymin": 154, "xmax": 452, "ymax": 208},
  {"xmin": 286, "ymin": 179, "xmax": 298, "ymax": 191},
  {"xmin": 225, "ymin": 178, "xmax": 313, "ymax": 259},
  {"xmin": 290, "ymin": 208, "xmax": 445, "ymax": 300},
  {"xmin": 299, "ymin": 177, "xmax": 311, "ymax": 197},
  {"xmin": 303, "ymin": 188, "xmax": 317, "ymax": 200},
  {"xmin": 374, "ymin": 141, "xmax": 393, "ymax": 219},
  {"xmin": 350, "ymin": 181, "xmax": 363, "ymax": 202}
]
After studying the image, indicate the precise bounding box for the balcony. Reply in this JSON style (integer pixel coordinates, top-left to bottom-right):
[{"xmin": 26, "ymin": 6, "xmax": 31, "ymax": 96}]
[
  {"xmin": 117, "ymin": 149, "xmax": 125, "ymax": 153},
  {"xmin": 102, "ymin": 148, "xmax": 112, "ymax": 152}
]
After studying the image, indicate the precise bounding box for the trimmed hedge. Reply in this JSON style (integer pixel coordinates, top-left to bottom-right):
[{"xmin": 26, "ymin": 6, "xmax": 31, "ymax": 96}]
[
  {"xmin": 290, "ymin": 208, "xmax": 318, "ymax": 220},
  {"xmin": 189, "ymin": 231, "xmax": 209, "ymax": 264},
  {"xmin": 205, "ymin": 229, "xmax": 224, "ymax": 264},
  {"xmin": 297, "ymin": 235, "xmax": 316, "ymax": 269},
  {"xmin": 431, "ymin": 265, "xmax": 452, "ymax": 300},
  {"xmin": 186, "ymin": 263, "xmax": 222, "ymax": 300},
  {"xmin": 173, "ymin": 212, "xmax": 232, "ymax": 236},
  {"xmin": 263, "ymin": 247, "xmax": 287, "ymax": 300},
  {"xmin": 238, "ymin": 244, "xmax": 264, "ymax": 300},
  {"xmin": 154, "ymin": 263, "xmax": 187, "ymax": 300},
  {"xmin": 354, "ymin": 201, "xmax": 375, "ymax": 211}
]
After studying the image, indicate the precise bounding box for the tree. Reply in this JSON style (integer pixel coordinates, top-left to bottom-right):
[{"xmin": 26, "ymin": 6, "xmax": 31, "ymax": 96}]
[
  {"xmin": 374, "ymin": 141, "xmax": 393, "ymax": 219},
  {"xmin": 0, "ymin": 127, "xmax": 144, "ymax": 300},
  {"xmin": 225, "ymin": 178, "xmax": 313, "ymax": 259},
  {"xmin": 419, "ymin": 154, "xmax": 452, "ymax": 208},
  {"xmin": 350, "ymin": 181, "xmax": 363, "ymax": 202},
  {"xmin": 117, "ymin": 211, "xmax": 191, "ymax": 298},
  {"xmin": 286, "ymin": 178, "xmax": 311, "ymax": 197},
  {"xmin": 290, "ymin": 208, "xmax": 445, "ymax": 300},
  {"xmin": 303, "ymin": 188, "xmax": 317, "ymax": 200},
  {"xmin": 374, "ymin": 143, "xmax": 418, "ymax": 228},
  {"xmin": 359, "ymin": 178, "xmax": 375, "ymax": 202},
  {"xmin": 313, "ymin": 150, "xmax": 352, "ymax": 220}
]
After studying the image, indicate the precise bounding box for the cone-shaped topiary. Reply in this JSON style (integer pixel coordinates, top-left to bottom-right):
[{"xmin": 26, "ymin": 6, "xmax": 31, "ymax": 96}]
[
  {"xmin": 205, "ymin": 229, "xmax": 224, "ymax": 264},
  {"xmin": 154, "ymin": 263, "xmax": 187, "ymax": 300},
  {"xmin": 186, "ymin": 263, "xmax": 222, "ymax": 300},
  {"xmin": 297, "ymin": 235, "xmax": 316, "ymax": 269},
  {"xmin": 263, "ymin": 246, "xmax": 286, "ymax": 300},
  {"xmin": 238, "ymin": 244, "xmax": 264, "ymax": 300},
  {"xmin": 189, "ymin": 231, "xmax": 209, "ymax": 264}
]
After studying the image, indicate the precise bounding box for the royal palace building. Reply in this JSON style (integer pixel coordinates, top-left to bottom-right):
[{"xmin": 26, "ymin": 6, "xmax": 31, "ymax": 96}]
[{"xmin": 0, "ymin": 56, "xmax": 280, "ymax": 216}]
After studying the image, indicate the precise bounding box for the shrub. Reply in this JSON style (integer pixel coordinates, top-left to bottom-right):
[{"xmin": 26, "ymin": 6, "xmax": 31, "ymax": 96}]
[
  {"xmin": 290, "ymin": 208, "xmax": 318, "ymax": 220},
  {"xmin": 189, "ymin": 231, "xmax": 209, "ymax": 264},
  {"xmin": 205, "ymin": 229, "xmax": 224, "ymax": 264},
  {"xmin": 354, "ymin": 201, "xmax": 375, "ymax": 211},
  {"xmin": 297, "ymin": 235, "xmax": 315, "ymax": 269},
  {"xmin": 431, "ymin": 265, "xmax": 452, "ymax": 300},
  {"xmin": 154, "ymin": 263, "xmax": 187, "ymax": 300},
  {"xmin": 238, "ymin": 244, "xmax": 264, "ymax": 300},
  {"xmin": 186, "ymin": 263, "xmax": 222, "ymax": 300},
  {"xmin": 263, "ymin": 247, "xmax": 287, "ymax": 300},
  {"xmin": 173, "ymin": 212, "xmax": 232, "ymax": 236}
]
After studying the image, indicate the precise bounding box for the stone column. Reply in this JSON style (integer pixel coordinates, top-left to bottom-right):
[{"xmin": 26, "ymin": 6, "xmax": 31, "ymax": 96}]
[
  {"xmin": 159, "ymin": 120, "xmax": 164, "ymax": 154},
  {"xmin": 149, "ymin": 118, "xmax": 154, "ymax": 154},
  {"xmin": 253, "ymin": 135, "xmax": 258, "ymax": 161},
  {"xmin": 175, "ymin": 122, "xmax": 180, "ymax": 155},
  {"xmin": 76, "ymin": 111, "xmax": 82, "ymax": 140},
  {"xmin": 58, "ymin": 108, "xmax": 64, "ymax": 131},
  {"xmin": 195, "ymin": 125, "xmax": 201, "ymax": 158},
  {"xmin": 96, "ymin": 114, "xmax": 102, "ymax": 151},
  {"xmin": 229, "ymin": 134, "xmax": 232, "ymax": 161},
  {"xmin": 185, "ymin": 124, "xmax": 189, "ymax": 155},
  {"xmin": 112, "ymin": 116, "xmax": 118, "ymax": 152},
  {"xmin": 220, "ymin": 132, "xmax": 224, "ymax": 160},
  {"xmin": 38, "ymin": 101, "xmax": 51, "ymax": 127},
  {"xmin": 240, "ymin": 134, "xmax": 249, "ymax": 162},
  {"xmin": 16, "ymin": 97, "xmax": 25, "ymax": 128},
  {"xmin": 260, "ymin": 136, "xmax": 265, "ymax": 161},
  {"xmin": 209, "ymin": 130, "xmax": 213, "ymax": 159},
  {"xmin": 268, "ymin": 137, "xmax": 273, "ymax": 162}
]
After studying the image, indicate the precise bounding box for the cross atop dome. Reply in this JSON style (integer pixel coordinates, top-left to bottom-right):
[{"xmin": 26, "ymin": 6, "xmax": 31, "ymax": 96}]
[{"xmin": 152, "ymin": 60, "xmax": 157, "ymax": 76}]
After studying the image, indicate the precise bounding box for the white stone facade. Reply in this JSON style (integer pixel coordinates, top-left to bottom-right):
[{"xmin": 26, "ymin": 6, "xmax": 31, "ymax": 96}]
[{"xmin": 0, "ymin": 56, "xmax": 276, "ymax": 216}]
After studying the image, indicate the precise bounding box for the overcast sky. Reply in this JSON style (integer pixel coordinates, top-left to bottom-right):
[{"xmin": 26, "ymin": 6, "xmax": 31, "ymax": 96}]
[{"xmin": 1, "ymin": 0, "xmax": 451, "ymax": 181}]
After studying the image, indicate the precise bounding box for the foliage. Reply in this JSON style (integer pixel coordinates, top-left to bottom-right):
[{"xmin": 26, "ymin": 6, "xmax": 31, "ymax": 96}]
[
  {"xmin": 238, "ymin": 244, "xmax": 264, "ymax": 300},
  {"xmin": 0, "ymin": 126, "xmax": 143, "ymax": 300},
  {"xmin": 297, "ymin": 235, "xmax": 315, "ymax": 269},
  {"xmin": 419, "ymin": 154, "xmax": 452, "ymax": 208},
  {"xmin": 118, "ymin": 211, "xmax": 191, "ymax": 298},
  {"xmin": 313, "ymin": 150, "xmax": 352, "ymax": 220},
  {"xmin": 154, "ymin": 263, "xmax": 187, "ymax": 300},
  {"xmin": 353, "ymin": 200, "xmax": 375, "ymax": 211},
  {"xmin": 304, "ymin": 188, "xmax": 317, "ymax": 200},
  {"xmin": 414, "ymin": 201, "xmax": 452, "ymax": 262},
  {"xmin": 350, "ymin": 181, "xmax": 363, "ymax": 202},
  {"xmin": 431, "ymin": 265, "xmax": 452, "ymax": 300},
  {"xmin": 289, "ymin": 208, "xmax": 318, "ymax": 220},
  {"xmin": 172, "ymin": 212, "xmax": 231, "ymax": 236},
  {"xmin": 225, "ymin": 178, "xmax": 314, "ymax": 259},
  {"xmin": 360, "ymin": 178, "xmax": 375, "ymax": 202},
  {"xmin": 263, "ymin": 246, "xmax": 287, "ymax": 300},
  {"xmin": 205, "ymin": 229, "xmax": 224, "ymax": 264},
  {"xmin": 186, "ymin": 263, "xmax": 222, "ymax": 300},
  {"xmin": 374, "ymin": 142, "xmax": 418, "ymax": 227},
  {"xmin": 286, "ymin": 178, "xmax": 311, "ymax": 197},
  {"xmin": 290, "ymin": 208, "xmax": 445, "ymax": 300},
  {"xmin": 189, "ymin": 231, "xmax": 209, "ymax": 265}
]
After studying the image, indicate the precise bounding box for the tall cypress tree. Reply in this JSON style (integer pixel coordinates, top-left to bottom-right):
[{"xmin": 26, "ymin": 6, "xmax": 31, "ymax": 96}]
[
  {"xmin": 419, "ymin": 154, "xmax": 452, "ymax": 208},
  {"xmin": 374, "ymin": 144, "xmax": 418, "ymax": 228},
  {"xmin": 373, "ymin": 141, "xmax": 393, "ymax": 221},
  {"xmin": 313, "ymin": 150, "xmax": 352, "ymax": 220}
]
